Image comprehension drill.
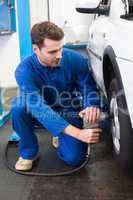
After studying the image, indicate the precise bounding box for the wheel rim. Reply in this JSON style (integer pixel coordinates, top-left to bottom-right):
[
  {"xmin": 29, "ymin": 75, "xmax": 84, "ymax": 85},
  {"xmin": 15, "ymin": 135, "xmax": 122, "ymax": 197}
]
[{"xmin": 110, "ymin": 95, "xmax": 120, "ymax": 154}]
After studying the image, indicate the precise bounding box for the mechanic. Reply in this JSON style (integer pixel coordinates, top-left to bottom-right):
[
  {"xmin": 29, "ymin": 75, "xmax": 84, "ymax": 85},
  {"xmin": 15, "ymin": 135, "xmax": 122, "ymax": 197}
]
[{"xmin": 11, "ymin": 21, "xmax": 102, "ymax": 171}]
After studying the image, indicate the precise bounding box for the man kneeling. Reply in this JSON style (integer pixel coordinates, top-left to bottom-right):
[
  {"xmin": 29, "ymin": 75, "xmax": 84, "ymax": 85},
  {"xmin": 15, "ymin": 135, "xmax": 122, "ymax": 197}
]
[{"xmin": 11, "ymin": 21, "xmax": 102, "ymax": 171}]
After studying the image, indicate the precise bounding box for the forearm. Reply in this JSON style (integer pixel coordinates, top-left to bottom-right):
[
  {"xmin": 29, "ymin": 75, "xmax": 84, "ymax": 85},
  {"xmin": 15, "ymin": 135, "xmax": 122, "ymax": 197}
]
[
  {"xmin": 63, "ymin": 124, "xmax": 102, "ymax": 144},
  {"xmin": 63, "ymin": 124, "xmax": 81, "ymax": 139}
]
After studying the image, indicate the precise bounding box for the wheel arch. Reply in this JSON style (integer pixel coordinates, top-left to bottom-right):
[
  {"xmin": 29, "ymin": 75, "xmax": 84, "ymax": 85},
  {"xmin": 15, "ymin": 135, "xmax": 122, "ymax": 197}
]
[
  {"xmin": 103, "ymin": 46, "xmax": 123, "ymax": 94},
  {"xmin": 103, "ymin": 45, "xmax": 129, "ymax": 113}
]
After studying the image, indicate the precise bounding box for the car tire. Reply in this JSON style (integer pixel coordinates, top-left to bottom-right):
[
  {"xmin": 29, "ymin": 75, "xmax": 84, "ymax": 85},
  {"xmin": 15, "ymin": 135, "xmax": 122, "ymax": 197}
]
[{"xmin": 108, "ymin": 77, "xmax": 133, "ymax": 169}]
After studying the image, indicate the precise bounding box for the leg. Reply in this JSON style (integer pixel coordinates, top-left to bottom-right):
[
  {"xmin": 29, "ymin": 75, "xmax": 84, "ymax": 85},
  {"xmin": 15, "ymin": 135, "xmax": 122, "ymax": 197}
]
[
  {"xmin": 57, "ymin": 109, "xmax": 88, "ymax": 166},
  {"xmin": 11, "ymin": 96, "xmax": 39, "ymax": 159}
]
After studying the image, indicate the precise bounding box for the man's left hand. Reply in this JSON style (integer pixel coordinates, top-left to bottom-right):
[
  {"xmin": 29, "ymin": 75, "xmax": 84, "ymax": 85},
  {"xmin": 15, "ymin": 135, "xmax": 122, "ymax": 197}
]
[{"xmin": 79, "ymin": 106, "xmax": 100, "ymax": 125}]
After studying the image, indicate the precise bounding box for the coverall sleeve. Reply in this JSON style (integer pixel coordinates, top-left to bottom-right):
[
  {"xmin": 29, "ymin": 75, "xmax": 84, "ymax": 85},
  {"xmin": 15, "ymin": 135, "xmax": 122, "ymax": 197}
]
[
  {"xmin": 15, "ymin": 67, "xmax": 69, "ymax": 136},
  {"xmin": 75, "ymin": 57, "xmax": 101, "ymax": 108}
]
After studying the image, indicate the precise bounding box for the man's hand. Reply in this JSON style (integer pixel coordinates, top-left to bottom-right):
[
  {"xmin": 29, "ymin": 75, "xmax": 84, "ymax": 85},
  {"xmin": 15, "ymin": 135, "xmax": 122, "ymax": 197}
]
[
  {"xmin": 77, "ymin": 128, "xmax": 102, "ymax": 144},
  {"xmin": 64, "ymin": 124, "xmax": 102, "ymax": 144},
  {"xmin": 79, "ymin": 106, "xmax": 100, "ymax": 125}
]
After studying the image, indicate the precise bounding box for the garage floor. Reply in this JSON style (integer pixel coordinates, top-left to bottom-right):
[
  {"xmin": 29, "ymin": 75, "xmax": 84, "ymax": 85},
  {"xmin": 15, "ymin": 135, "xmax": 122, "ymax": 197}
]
[
  {"xmin": 1, "ymin": 121, "xmax": 133, "ymax": 200},
  {"xmin": 1, "ymin": 48, "xmax": 133, "ymax": 200}
]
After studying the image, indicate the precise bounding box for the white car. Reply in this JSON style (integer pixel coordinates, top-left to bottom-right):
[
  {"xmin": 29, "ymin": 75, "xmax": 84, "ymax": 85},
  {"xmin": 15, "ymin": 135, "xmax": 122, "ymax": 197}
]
[{"xmin": 76, "ymin": 0, "xmax": 133, "ymax": 169}]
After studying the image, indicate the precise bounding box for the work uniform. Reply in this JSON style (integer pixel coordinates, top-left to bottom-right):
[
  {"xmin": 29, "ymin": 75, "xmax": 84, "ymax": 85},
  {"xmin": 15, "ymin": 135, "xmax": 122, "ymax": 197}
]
[{"xmin": 11, "ymin": 48, "xmax": 100, "ymax": 166}]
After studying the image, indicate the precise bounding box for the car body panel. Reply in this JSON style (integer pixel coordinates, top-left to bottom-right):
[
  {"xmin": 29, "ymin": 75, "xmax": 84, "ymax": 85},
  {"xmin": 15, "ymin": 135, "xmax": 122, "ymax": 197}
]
[{"xmin": 84, "ymin": 0, "xmax": 133, "ymax": 127}]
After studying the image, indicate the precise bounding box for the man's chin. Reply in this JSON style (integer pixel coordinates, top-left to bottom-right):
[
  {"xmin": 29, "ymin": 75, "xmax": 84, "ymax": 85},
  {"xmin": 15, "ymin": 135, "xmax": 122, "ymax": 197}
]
[
  {"xmin": 51, "ymin": 62, "xmax": 60, "ymax": 67},
  {"xmin": 45, "ymin": 60, "xmax": 60, "ymax": 67},
  {"xmin": 45, "ymin": 63, "xmax": 57, "ymax": 67}
]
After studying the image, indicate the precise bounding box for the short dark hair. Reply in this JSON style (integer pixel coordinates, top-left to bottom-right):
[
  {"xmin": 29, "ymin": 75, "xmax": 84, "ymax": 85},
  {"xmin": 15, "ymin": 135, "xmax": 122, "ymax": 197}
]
[{"xmin": 31, "ymin": 21, "xmax": 64, "ymax": 49}]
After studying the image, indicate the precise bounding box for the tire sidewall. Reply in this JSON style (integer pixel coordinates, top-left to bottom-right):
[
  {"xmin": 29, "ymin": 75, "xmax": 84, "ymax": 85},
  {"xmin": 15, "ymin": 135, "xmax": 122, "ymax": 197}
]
[{"xmin": 109, "ymin": 78, "xmax": 133, "ymax": 168}]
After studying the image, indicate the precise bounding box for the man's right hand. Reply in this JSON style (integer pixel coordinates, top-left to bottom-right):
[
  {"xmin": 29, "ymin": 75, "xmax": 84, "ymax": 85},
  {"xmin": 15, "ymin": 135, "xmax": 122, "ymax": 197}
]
[
  {"xmin": 76, "ymin": 128, "xmax": 102, "ymax": 144},
  {"xmin": 64, "ymin": 125, "xmax": 102, "ymax": 144}
]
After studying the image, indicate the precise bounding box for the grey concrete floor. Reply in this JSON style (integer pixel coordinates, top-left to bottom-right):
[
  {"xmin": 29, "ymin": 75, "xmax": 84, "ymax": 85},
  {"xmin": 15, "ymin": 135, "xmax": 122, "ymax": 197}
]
[
  {"xmin": 0, "ymin": 122, "xmax": 35, "ymax": 200},
  {"xmin": 1, "ymin": 121, "xmax": 133, "ymax": 200}
]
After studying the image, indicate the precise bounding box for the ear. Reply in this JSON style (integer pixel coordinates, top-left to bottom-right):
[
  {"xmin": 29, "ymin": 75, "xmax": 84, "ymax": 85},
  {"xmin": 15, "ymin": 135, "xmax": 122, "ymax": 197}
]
[{"xmin": 32, "ymin": 44, "xmax": 39, "ymax": 53}]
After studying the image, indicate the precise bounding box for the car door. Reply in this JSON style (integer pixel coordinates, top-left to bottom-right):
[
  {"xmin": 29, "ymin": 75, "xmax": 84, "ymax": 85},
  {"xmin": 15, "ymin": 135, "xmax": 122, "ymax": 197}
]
[{"xmin": 88, "ymin": 0, "xmax": 111, "ymax": 90}]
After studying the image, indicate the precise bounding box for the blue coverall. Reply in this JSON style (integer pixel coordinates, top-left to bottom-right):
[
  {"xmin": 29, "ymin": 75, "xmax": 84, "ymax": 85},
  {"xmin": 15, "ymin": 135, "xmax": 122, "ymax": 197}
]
[{"xmin": 11, "ymin": 48, "xmax": 100, "ymax": 166}]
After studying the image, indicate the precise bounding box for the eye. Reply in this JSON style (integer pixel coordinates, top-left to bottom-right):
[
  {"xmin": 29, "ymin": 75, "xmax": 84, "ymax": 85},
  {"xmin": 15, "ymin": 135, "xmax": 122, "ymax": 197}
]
[
  {"xmin": 49, "ymin": 51, "xmax": 56, "ymax": 54},
  {"xmin": 49, "ymin": 48, "xmax": 62, "ymax": 54}
]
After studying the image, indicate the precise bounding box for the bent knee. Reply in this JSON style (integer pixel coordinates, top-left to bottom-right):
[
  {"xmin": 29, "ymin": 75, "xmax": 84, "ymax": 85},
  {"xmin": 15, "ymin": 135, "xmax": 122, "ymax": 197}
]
[
  {"xmin": 11, "ymin": 97, "xmax": 26, "ymax": 118},
  {"xmin": 64, "ymin": 151, "xmax": 87, "ymax": 167},
  {"xmin": 11, "ymin": 106, "xmax": 26, "ymax": 119}
]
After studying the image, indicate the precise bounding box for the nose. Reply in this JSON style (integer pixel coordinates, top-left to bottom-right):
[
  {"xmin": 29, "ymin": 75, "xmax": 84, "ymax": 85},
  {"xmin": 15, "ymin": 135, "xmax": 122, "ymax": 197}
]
[{"xmin": 56, "ymin": 50, "xmax": 62, "ymax": 59}]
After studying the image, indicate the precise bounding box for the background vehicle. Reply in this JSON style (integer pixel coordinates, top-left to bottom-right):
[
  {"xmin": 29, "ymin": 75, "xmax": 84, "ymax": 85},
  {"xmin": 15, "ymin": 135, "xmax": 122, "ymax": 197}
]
[{"xmin": 76, "ymin": 0, "xmax": 133, "ymax": 168}]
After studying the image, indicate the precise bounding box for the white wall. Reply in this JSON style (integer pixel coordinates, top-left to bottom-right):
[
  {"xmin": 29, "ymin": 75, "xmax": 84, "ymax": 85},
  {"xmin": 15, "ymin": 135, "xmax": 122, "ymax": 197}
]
[
  {"xmin": 29, "ymin": 0, "xmax": 48, "ymax": 28},
  {"xmin": 0, "ymin": 0, "xmax": 20, "ymax": 88},
  {"xmin": 49, "ymin": 0, "xmax": 94, "ymax": 44}
]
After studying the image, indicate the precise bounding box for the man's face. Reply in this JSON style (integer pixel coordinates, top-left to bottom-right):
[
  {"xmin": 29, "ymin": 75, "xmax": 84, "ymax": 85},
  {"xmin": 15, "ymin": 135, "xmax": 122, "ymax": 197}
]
[{"xmin": 33, "ymin": 38, "xmax": 63, "ymax": 67}]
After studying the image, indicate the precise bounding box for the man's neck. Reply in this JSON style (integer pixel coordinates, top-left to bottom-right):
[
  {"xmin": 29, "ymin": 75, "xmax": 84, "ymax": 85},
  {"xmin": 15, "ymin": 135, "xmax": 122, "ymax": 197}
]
[{"xmin": 37, "ymin": 54, "xmax": 47, "ymax": 67}]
